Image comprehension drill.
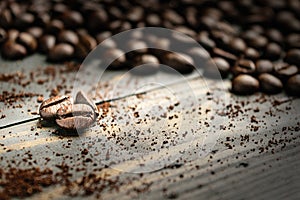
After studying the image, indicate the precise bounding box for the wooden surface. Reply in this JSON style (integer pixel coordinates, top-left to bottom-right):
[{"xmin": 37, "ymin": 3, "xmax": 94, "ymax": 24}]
[{"xmin": 0, "ymin": 55, "xmax": 299, "ymax": 199}]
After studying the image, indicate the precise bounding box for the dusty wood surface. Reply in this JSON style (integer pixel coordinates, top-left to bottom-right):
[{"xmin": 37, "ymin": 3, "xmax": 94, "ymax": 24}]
[{"xmin": 0, "ymin": 55, "xmax": 299, "ymax": 200}]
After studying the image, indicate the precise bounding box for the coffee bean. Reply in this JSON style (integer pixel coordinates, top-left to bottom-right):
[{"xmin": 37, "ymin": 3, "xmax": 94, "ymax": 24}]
[
  {"xmin": 126, "ymin": 40, "xmax": 148, "ymax": 58},
  {"xmin": 228, "ymin": 37, "xmax": 247, "ymax": 54},
  {"xmin": 17, "ymin": 32, "xmax": 37, "ymax": 53},
  {"xmin": 46, "ymin": 19, "xmax": 64, "ymax": 35},
  {"xmin": 263, "ymin": 43, "xmax": 282, "ymax": 61},
  {"xmin": 274, "ymin": 62, "xmax": 298, "ymax": 80},
  {"xmin": 0, "ymin": 9, "xmax": 12, "ymax": 28},
  {"xmin": 205, "ymin": 57, "xmax": 230, "ymax": 78},
  {"xmin": 265, "ymin": 29, "xmax": 283, "ymax": 44},
  {"xmin": 0, "ymin": 28, "xmax": 7, "ymax": 43},
  {"xmin": 57, "ymin": 30, "xmax": 79, "ymax": 46},
  {"xmin": 14, "ymin": 13, "xmax": 35, "ymax": 29},
  {"xmin": 146, "ymin": 14, "xmax": 162, "ymax": 26},
  {"xmin": 210, "ymin": 30, "xmax": 232, "ymax": 48},
  {"xmin": 232, "ymin": 59, "xmax": 256, "ymax": 75},
  {"xmin": 61, "ymin": 10, "xmax": 83, "ymax": 28},
  {"xmin": 56, "ymin": 104, "xmax": 95, "ymax": 130},
  {"xmin": 75, "ymin": 90, "xmax": 98, "ymax": 116},
  {"xmin": 197, "ymin": 31, "xmax": 216, "ymax": 50},
  {"xmin": 212, "ymin": 47, "xmax": 237, "ymax": 64},
  {"xmin": 258, "ymin": 73, "xmax": 283, "ymax": 94},
  {"xmin": 285, "ymin": 74, "xmax": 300, "ymax": 96},
  {"xmin": 77, "ymin": 32, "xmax": 97, "ymax": 51},
  {"xmin": 1, "ymin": 41, "xmax": 27, "ymax": 59},
  {"xmin": 7, "ymin": 29, "xmax": 19, "ymax": 41},
  {"xmin": 39, "ymin": 35, "xmax": 56, "ymax": 54},
  {"xmin": 161, "ymin": 52, "xmax": 194, "ymax": 74},
  {"xmin": 87, "ymin": 10, "xmax": 108, "ymax": 33},
  {"xmin": 130, "ymin": 54, "xmax": 160, "ymax": 75},
  {"xmin": 95, "ymin": 31, "xmax": 112, "ymax": 44},
  {"xmin": 47, "ymin": 43, "xmax": 74, "ymax": 62},
  {"xmin": 39, "ymin": 95, "xmax": 73, "ymax": 120},
  {"xmin": 286, "ymin": 34, "xmax": 300, "ymax": 49},
  {"xmin": 232, "ymin": 74, "xmax": 259, "ymax": 95},
  {"xmin": 26, "ymin": 27, "xmax": 43, "ymax": 39},
  {"xmin": 244, "ymin": 47, "xmax": 260, "ymax": 60},
  {"xmin": 256, "ymin": 60, "xmax": 273, "ymax": 74},
  {"xmin": 104, "ymin": 48, "xmax": 126, "ymax": 70},
  {"xmin": 285, "ymin": 49, "xmax": 300, "ymax": 66},
  {"xmin": 187, "ymin": 47, "xmax": 210, "ymax": 69}
]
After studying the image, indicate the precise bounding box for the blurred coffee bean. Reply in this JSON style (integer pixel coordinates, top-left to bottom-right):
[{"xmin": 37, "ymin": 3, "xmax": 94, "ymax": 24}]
[
  {"xmin": 232, "ymin": 59, "xmax": 256, "ymax": 75},
  {"xmin": 126, "ymin": 40, "xmax": 148, "ymax": 58},
  {"xmin": 232, "ymin": 74, "xmax": 259, "ymax": 95},
  {"xmin": 78, "ymin": 33, "xmax": 97, "ymax": 51},
  {"xmin": 263, "ymin": 43, "xmax": 282, "ymax": 60},
  {"xmin": 256, "ymin": 60, "xmax": 273, "ymax": 74},
  {"xmin": 61, "ymin": 10, "xmax": 83, "ymax": 28},
  {"xmin": 210, "ymin": 30, "xmax": 232, "ymax": 48},
  {"xmin": 198, "ymin": 16, "xmax": 217, "ymax": 30},
  {"xmin": 47, "ymin": 43, "xmax": 74, "ymax": 62},
  {"xmin": 35, "ymin": 13, "xmax": 50, "ymax": 27},
  {"xmin": 163, "ymin": 9, "xmax": 184, "ymax": 25},
  {"xmin": 244, "ymin": 47, "xmax": 260, "ymax": 60},
  {"xmin": 7, "ymin": 29, "xmax": 19, "ymax": 41},
  {"xmin": 39, "ymin": 35, "xmax": 55, "ymax": 54},
  {"xmin": 274, "ymin": 62, "xmax": 298, "ymax": 80},
  {"xmin": 127, "ymin": 6, "xmax": 144, "ymax": 23},
  {"xmin": 14, "ymin": 13, "xmax": 35, "ymax": 29},
  {"xmin": 104, "ymin": 48, "xmax": 126, "ymax": 70},
  {"xmin": 57, "ymin": 30, "xmax": 79, "ymax": 46},
  {"xmin": 130, "ymin": 54, "xmax": 160, "ymax": 75},
  {"xmin": 52, "ymin": 3, "xmax": 68, "ymax": 16},
  {"xmin": 285, "ymin": 74, "xmax": 300, "ymax": 96},
  {"xmin": 187, "ymin": 47, "xmax": 210, "ymax": 69},
  {"xmin": 228, "ymin": 37, "xmax": 247, "ymax": 54},
  {"xmin": 0, "ymin": 28, "xmax": 7, "ymax": 43},
  {"xmin": 17, "ymin": 32, "xmax": 37, "ymax": 53},
  {"xmin": 265, "ymin": 29, "xmax": 283, "ymax": 44},
  {"xmin": 258, "ymin": 73, "xmax": 283, "ymax": 94},
  {"xmin": 204, "ymin": 57, "xmax": 230, "ymax": 78},
  {"xmin": 161, "ymin": 52, "xmax": 194, "ymax": 74},
  {"xmin": 87, "ymin": 10, "xmax": 108, "ymax": 33},
  {"xmin": 247, "ymin": 35, "xmax": 268, "ymax": 50},
  {"xmin": 46, "ymin": 20, "xmax": 64, "ymax": 35},
  {"xmin": 212, "ymin": 48, "xmax": 237, "ymax": 64},
  {"xmin": 197, "ymin": 31, "xmax": 216, "ymax": 50},
  {"xmin": 146, "ymin": 14, "xmax": 162, "ymax": 26},
  {"xmin": 95, "ymin": 31, "xmax": 112, "ymax": 44},
  {"xmin": 1, "ymin": 41, "xmax": 27, "ymax": 59},
  {"xmin": 26, "ymin": 27, "xmax": 43, "ymax": 39},
  {"xmin": 285, "ymin": 49, "xmax": 300, "ymax": 66},
  {"xmin": 0, "ymin": 9, "xmax": 12, "ymax": 28},
  {"xmin": 286, "ymin": 34, "xmax": 300, "ymax": 49}
]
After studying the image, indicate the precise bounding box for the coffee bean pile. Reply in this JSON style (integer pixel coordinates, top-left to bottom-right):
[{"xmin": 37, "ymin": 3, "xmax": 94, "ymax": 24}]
[{"xmin": 0, "ymin": 0, "xmax": 299, "ymax": 95}]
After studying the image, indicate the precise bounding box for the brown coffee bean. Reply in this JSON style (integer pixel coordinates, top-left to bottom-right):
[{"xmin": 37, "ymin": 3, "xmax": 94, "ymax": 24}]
[
  {"xmin": 263, "ymin": 43, "xmax": 282, "ymax": 60},
  {"xmin": 265, "ymin": 29, "xmax": 283, "ymax": 44},
  {"xmin": 126, "ymin": 40, "xmax": 148, "ymax": 58},
  {"xmin": 285, "ymin": 49, "xmax": 300, "ymax": 66},
  {"xmin": 258, "ymin": 73, "xmax": 283, "ymax": 94},
  {"xmin": 286, "ymin": 34, "xmax": 300, "ymax": 49},
  {"xmin": 210, "ymin": 30, "xmax": 232, "ymax": 48},
  {"xmin": 285, "ymin": 74, "xmax": 300, "ymax": 96},
  {"xmin": 95, "ymin": 31, "xmax": 112, "ymax": 44},
  {"xmin": 87, "ymin": 10, "xmax": 108, "ymax": 33},
  {"xmin": 161, "ymin": 52, "xmax": 194, "ymax": 74},
  {"xmin": 0, "ymin": 9, "xmax": 12, "ymax": 28},
  {"xmin": 14, "ymin": 13, "xmax": 35, "ymax": 29},
  {"xmin": 39, "ymin": 95, "xmax": 73, "ymax": 120},
  {"xmin": 17, "ymin": 32, "xmax": 37, "ymax": 53},
  {"xmin": 197, "ymin": 31, "xmax": 216, "ymax": 50},
  {"xmin": 7, "ymin": 29, "xmax": 19, "ymax": 41},
  {"xmin": 47, "ymin": 43, "xmax": 74, "ymax": 62},
  {"xmin": 39, "ymin": 35, "xmax": 56, "ymax": 54},
  {"xmin": 232, "ymin": 59, "xmax": 256, "ymax": 75},
  {"xmin": 26, "ymin": 27, "xmax": 43, "ymax": 39},
  {"xmin": 104, "ymin": 48, "xmax": 126, "ymax": 70},
  {"xmin": 244, "ymin": 47, "xmax": 260, "ymax": 60},
  {"xmin": 46, "ymin": 20, "xmax": 64, "ymax": 35},
  {"xmin": 232, "ymin": 74, "xmax": 259, "ymax": 95},
  {"xmin": 256, "ymin": 60, "xmax": 273, "ymax": 74},
  {"xmin": 130, "ymin": 54, "xmax": 160, "ymax": 75},
  {"xmin": 1, "ymin": 41, "xmax": 27, "ymax": 59},
  {"xmin": 0, "ymin": 28, "xmax": 7, "ymax": 43},
  {"xmin": 228, "ymin": 37, "xmax": 247, "ymax": 54},
  {"xmin": 75, "ymin": 90, "xmax": 98, "ymax": 116},
  {"xmin": 274, "ymin": 62, "xmax": 298, "ymax": 80},
  {"xmin": 61, "ymin": 10, "xmax": 83, "ymax": 28},
  {"xmin": 57, "ymin": 30, "xmax": 79, "ymax": 46},
  {"xmin": 212, "ymin": 47, "xmax": 237, "ymax": 64},
  {"xmin": 56, "ymin": 104, "xmax": 95, "ymax": 130},
  {"xmin": 146, "ymin": 14, "xmax": 162, "ymax": 26},
  {"xmin": 77, "ymin": 32, "xmax": 97, "ymax": 51}
]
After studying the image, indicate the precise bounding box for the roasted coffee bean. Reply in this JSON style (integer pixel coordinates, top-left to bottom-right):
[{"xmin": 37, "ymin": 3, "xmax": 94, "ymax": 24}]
[
  {"xmin": 26, "ymin": 27, "xmax": 43, "ymax": 39},
  {"xmin": 75, "ymin": 91, "xmax": 98, "ymax": 116},
  {"xmin": 285, "ymin": 74, "xmax": 300, "ymax": 96},
  {"xmin": 7, "ymin": 29, "xmax": 19, "ymax": 41},
  {"xmin": 232, "ymin": 74, "xmax": 259, "ymax": 95},
  {"xmin": 87, "ymin": 10, "xmax": 108, "ymax": 33},
  {"xmin": 126, "ymin": 40, "xmax": 148, "ymax": 58},
  {"xmin": 95, "ymin": 31, "xmax": 112, "ymax": 44},
  {"xmin": 17, "ymin": 32, "xmax": 37, "ymax": 53},
  {"xmin": 187, "ymin": 47, "xmax": 210, "ymax": 68},
  {"xmin": 232, "ymin": 59, "xmax": 256, "ymax": 75},
  {"xmin": 57, "ymin": 30, "xmax": 79, "ymax": 46},
  {"xmin": 161, "ymin": 52, "xmax": 194, "ymax": 74},
  {"xmin": 244, "ymin": 47, "xmax": 260, "ymax": 60},
  {"xmin": 210, "ymin": 30, "xmax": 231, "ymax": 48},
  {"xmin": 228, "ymin": 37, "xmax": 247, "ymax": 54},
  {"xmin": 39, "ymin": 95, "xmax": 73, "ymax": 120},
  {"xmin": 130, "ymin": 54, "xmax": 160, "ymax": 75},
  {"xmin": 0, "ymin": 9, "xmax": 12, "ymax": 28},
  {"xmin": 256, "ymin": 60, "xmax": 273, "ymax": 74},
  {"xmin": 246, "ymin": 34, "xmax": 268, "ymax": 50},
  {"xmin": 274, "ymin": 62, "xmax": 298, "ymax": 80},
  {"xmin": 146, "ymin": 14, "xmax": 162, "ymax": 26},
  {"xmin": 0, "ymin": 28, "xmax": 7, "ymax": 43},
  {"xmin": 212, "ymin": 47, "xmax": 237, "ymax": 64},
  {"xmin": 286, "ymin": 34, "xmax": 300, "ymax": 49},
  {"xmin": 47, "ymin": 43, "xmax": 74, "ymax": 62},
  {"xmin": 77, "ymin": 32, "xmax": 97, "ymax": 51},
  {"xmin": 104, "ymin": 48, "xmax": 126, "ymax": 70},
  {"xmin": 61, "ymin": 10, "xmax": 83, "ymax": 28},
  {"xmin": 285, "ymin": 49, "xmax": 300, "ymax": 66},
  {"xmin": 206, "ymin": 57, "xmax": 230, "ymax": 78},
  {"xmin": 263, "ymin": 43, "xmax": 281, "ymax": 61},
  {"xmin": 258, "ymin": 73, "xmax": 283, "ymax": 94},
  {"xmin": 1, "ymin": 41, "xmax": 27, "ymax": 59},
  {"xmin": 46, "ymin": 19, "xmax": 64, "ymax": 34},
  {"xmin": 265, "ymin": 29, "xmax": 283, "ymax": 44},
  {"xmin": 56, "ymin": 104, "xmax": 95, "ymax": 130},
  {"xmin": 197, "ymin": 31, "xmax": 216, "ymax": 50},
  {"xmin": 14, "ymin": 13, "xmax": 35, "ymax": 29},
  {"xmin": 39, "ymin": 35, "xmax": 55, "ymax": 54}
]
